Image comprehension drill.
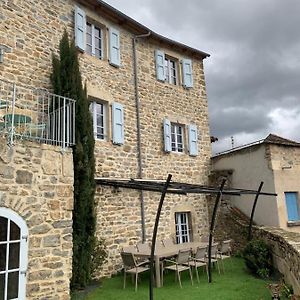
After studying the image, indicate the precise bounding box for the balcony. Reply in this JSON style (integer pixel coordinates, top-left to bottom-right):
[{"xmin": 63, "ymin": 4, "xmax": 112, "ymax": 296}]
[{"xmin": 0, "ymin": 78, "xmax": 76, "ymax": 149}]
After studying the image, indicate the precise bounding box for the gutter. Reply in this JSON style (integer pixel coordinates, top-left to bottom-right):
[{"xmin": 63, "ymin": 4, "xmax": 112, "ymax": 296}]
[{"xmin": 132, "ymin": 31, "xmax": 151, "ymax": 242}]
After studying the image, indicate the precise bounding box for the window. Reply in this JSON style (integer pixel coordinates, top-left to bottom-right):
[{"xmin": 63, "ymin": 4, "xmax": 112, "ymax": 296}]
[
  {"xmin": 0, "ymin": 208, "xmax": 28, "ymax": 300},
  {"xmin": 165, "ymin": 57, "xmax": 178, "ymax": 85},
  {"xmin": 171, "ymin": 123, "xmax": 184, "ymax": 152},
  {"xmin": 285, "ymin": 192, "xmax": 300, "ymax": 221},
  {"xmin": 175, "ymin": 212, "xmax": 192, "ymax": 244},
  {"xmin": 86, "ymin": 22, "xmax": 103, "ymax": 59},
  {"xmin": 90, "ymin": 101, "xmax": 107, "ymax": 140}
]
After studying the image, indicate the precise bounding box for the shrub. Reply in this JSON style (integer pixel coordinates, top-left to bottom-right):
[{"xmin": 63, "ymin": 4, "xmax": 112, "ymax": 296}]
[
  {"xmin": 243, "ymin": 239, "xmax": 273, "ymax": 278},
  {"xmin": 91, "ymin": 238, "xmax": 108, "ymax": 276}
]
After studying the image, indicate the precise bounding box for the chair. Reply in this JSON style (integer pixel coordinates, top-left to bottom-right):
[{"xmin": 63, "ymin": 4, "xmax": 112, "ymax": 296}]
[
  {"xmin": 163, "ymin": 249, "xmax": 193, "ymax": 288},
  {"xmin": 121, "ymin": 252, "xmax": 149, "ymax": 292},
  {"xmin": 206, "ymin": 243, "xmax": 221, "ymax": 274},
  {"xmin": 218, "ymin": 240, "xmax": 232, "ymax": 272},
  {"xmin": 123, "ymin": 245, "xmax": 149, "ymax": 265},
  {"xmin": 162, "ymin": 238, "xmax": 174, "ymax": 248},
  {"xmin": 189, "ymin": 246, "xmax": 208, "ymax": 283},
  {"xmin": 136, "ymin": 242, "xmax": 151, "ymax": 253}
]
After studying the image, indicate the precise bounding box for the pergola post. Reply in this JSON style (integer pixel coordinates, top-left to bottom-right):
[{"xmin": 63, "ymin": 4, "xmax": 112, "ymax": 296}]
[
  {"xmin": 149, "ymin": 174, "xmax": 172, "ymax": 300},
  {"xmin": 208, "ymin": 179, "xmax": 226, "ymax": 283},
  {"xmin": 247, "ymin": 181, "xmax": 264, "ymax": 241}
]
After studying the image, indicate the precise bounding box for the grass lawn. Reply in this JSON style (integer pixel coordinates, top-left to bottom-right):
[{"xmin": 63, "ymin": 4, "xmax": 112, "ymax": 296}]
[{"xmin": 73, "ymin": 258, "xmax": 280, "ymax": 300}]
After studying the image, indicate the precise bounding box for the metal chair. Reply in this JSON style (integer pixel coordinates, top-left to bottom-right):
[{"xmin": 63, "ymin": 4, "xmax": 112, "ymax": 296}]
[
  {"xmin": 189, "ymin": 246, "xmax": 208, "ymax": 283},
  {"xmin": 206, "ymin": 243, "xmax": 221, "ymax": 274},
  {"xmin": 120, "ymin": 252, "xmax": 149, "ymax": 292},
  {"xmin": 163, "ymin": 249, "xmax": 193, "ymax": 288},
  {"xmin": 218, "ymin": 240, "xmax": 232, "ymax": 272}
]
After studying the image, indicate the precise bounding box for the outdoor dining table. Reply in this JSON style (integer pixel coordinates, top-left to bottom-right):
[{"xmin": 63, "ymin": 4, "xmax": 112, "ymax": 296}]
[{"xmin": 131, "ymin": 241, "xmax": 208, "ymax": 288}]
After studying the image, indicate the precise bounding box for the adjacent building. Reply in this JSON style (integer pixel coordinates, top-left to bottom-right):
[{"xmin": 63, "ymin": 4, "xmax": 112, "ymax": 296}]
[
  {"xmin": 212, "ymin": 134, "xmax": 300, "ymax": 232},
  {"xmin": 0, "ymin": 0, "xmax": 211, "ymax": 298}
]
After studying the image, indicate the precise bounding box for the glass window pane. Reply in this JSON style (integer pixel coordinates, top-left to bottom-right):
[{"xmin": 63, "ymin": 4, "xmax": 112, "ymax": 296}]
[
  {"xmin": 0, "ymin": 244, "xmax": 6, "ymax": 272},
  {"xmin": 0, "ymin": 217, "xmax": 7, "ymax": 241},
  {"xmin": 86, "ymin": 23, "xmax": 92, "ymax": 33},
  {"xmin": 8, "ymin": 242, "xmax": 20, "ymax": 270},
  {"xmin": 9, "ymin": 221, "xmax": 20, "ymax": 241},
  {"xmin": 0, "ymin": 273, "xmax": 4, "ymax": 300},
  {"xmin": 86, "ymin": 44, "xmax": 92, "ymax": 55},
  {"xmin": 7, "ymin": 271, "xmax": 19, "ymax": 299}
]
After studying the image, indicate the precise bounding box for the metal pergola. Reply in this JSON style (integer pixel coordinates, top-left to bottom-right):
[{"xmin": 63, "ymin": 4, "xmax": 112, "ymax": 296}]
[{"xmin": 95, "ymin": 175, "xmax": 277, "ymax": 300}]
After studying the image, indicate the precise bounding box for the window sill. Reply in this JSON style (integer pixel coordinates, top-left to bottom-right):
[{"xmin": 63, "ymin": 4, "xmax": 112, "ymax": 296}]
[{"xmin": 287, "ymin": 221, "xmax": 300, "ymax": 227}]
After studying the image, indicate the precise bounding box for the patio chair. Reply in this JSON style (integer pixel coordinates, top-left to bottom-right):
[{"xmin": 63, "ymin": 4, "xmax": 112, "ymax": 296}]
[
  {"xmin": 189, "ymin": 246, "xmax": 208, "ymax": 283},
  {"xmin": 136, "ymin": 242, "xmax": 151, "ymax": 253},
  {"xmin": 217, "ymin": 240, "xmax": 232, "ymax": 272},
  {"xmin": 120, "ymin": 252, "xmax": 149, "ymax": 292},
  {"xmin": 206, "ymin": 243, "xmax": 221, "ymax": 274},
  {"xmin": 163, "ymin": 249, "xmax": 193, "ymax": 288}
]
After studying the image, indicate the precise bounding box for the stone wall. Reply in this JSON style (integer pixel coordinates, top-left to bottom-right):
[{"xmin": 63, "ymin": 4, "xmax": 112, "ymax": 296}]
[{"xmin": 0, "ymin": 137, "xmax": 74, "ymax": 300}]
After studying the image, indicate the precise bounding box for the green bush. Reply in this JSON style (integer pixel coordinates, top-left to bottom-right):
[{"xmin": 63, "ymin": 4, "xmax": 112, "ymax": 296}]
[{"xmin": 243, "ymin": 239, "xmax": 273, "ymax": 278}]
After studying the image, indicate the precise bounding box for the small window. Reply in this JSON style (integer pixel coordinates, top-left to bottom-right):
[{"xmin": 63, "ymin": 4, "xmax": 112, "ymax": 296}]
[
  {"xmin": 285, "ymin": 192, "xmax": 300, "ymax": 221},
  {"xmin": 90, "ymin": 101, "xmax": 107, "ymax": 140},
  {"xmin": 86, "ymin": 22, "xmax": 103, "ymax": 59},
  {"xmin": 175, "ymin": 212, "xmax": 192, "ymax": 244},
  {"xmin": 171, "ymin": 123, "xmax": 184, "ymax": 153},
  {"xmin": 165, "ymin": 57, "xmax": 178, "ymax": 85}
]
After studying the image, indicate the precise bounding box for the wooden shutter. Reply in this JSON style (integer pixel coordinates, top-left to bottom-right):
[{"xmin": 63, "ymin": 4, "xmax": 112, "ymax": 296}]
[
  {"xmin": 155, "ymin": 50, "xmax": 166, "ymax": 81},
  {"xmin": 285, "ymin": 192, "xmax": 300, "ymax": 221},
  {"xmin": 163, "ymin": 118, "xmax": 171, "ymax": 152},
  {"xmin": 74, "ymin": 6, "xmax": 86, "ymax": 51},
  {"xmin": 112, "ymin": 102, "xmax": 124, "ymax": 145},
  {"xmin": 109, "ymin": 27, "xmax": 121, "ymax": 67},
  {"xmin": 188, "ymin": 124, "xmax": 198, "ymax": 156},
  {"xmin": 182, "ymin": 58, "xmax": 193, "ymax": 88}
]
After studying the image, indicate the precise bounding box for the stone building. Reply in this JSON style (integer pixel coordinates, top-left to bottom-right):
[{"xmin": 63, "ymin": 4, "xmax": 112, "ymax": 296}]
[
  {"xmin": 0, "ymin": 0, "xmax": 211, "ymax": 298},
  {"xmin": 212, "ymin": 134, "xmax": 300, "ymax": 233}
]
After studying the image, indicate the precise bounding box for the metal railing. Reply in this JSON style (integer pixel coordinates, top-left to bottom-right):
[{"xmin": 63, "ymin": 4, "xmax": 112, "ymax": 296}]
[{"xmin": 0, "ymin": 78, "xmax": 76, "ymax": 149}]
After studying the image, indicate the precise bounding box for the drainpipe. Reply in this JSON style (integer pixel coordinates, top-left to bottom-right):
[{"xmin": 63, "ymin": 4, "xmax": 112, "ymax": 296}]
[{"xmin": 132, "ymin": 31, "xmax": 151, "ymax": 242}]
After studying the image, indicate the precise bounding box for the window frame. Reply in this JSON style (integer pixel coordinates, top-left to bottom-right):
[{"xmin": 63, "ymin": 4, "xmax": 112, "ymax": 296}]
[
  {"xmin": 171, "ymin": 123, "xmax": 184, "ymax": 153},
  {"xmin": 164, "ymin": 56, "xmax": 178, "ymax": 85},
  {"xmin": 284, "ymin": 192, "xmax": 300, "ymax": 222},
  {"xmin": 175, "ymin": 212, "xmax": 192, "ymax": 244},
  {"xmin": 0, "ymin": 208, "xmax": 28, "ymax": 300},
  {"xmin": 90, "ymin": 101, "xmax": 108, "ymax": 141},
  {"xmin": 85, "ymin": 20, "xmax": 104, "ymax": 59}
]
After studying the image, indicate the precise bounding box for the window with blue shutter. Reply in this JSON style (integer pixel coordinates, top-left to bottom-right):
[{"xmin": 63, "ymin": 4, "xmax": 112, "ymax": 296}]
[
  {"xmin": 163, "ymin": 119, "xmax": 171, "ymax": 152},
  {"xmin": 182, "ymin": 58, "xmax": 193, "ymax": 88},
  {"xmin": 155, "ymin": 50, "xmax": 166, "ymax": 81},
  {"xmin": 112, "ymin": 102, "xmax": 124, "ymax": 145},
  {"xmin": 188, "ymin": 124, "xmax": 198, "ymax": 156},
  {"xmin": 75, "ymin": 6, "xmax": 86, "ymax": 51},
  {"xmin": 109, "ymin": 28, "xmax": 121, "ymax": 67},
  {"xmin": 285, "ymin": 192, "xmax": 300, "ymax": 221}
]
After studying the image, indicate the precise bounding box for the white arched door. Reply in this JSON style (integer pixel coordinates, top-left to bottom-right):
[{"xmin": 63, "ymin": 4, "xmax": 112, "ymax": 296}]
[{"xmin": 0, "ymin": 208, "xmax": 28, "ymax": 300}]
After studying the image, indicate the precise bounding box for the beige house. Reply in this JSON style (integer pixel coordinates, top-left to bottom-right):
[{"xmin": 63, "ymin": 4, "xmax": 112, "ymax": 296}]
[
  {"xmin": 0, "ymin": 0, "xmax": 211, "ymax": 298},
  {"xmin": 212, "ymin": 134, "xmax": 300, "ymax": 233}
]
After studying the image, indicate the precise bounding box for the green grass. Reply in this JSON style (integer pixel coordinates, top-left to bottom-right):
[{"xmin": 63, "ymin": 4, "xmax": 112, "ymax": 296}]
[{"xmin": 73, "ymin": 258, "xmax": 279, "ymax": 300}]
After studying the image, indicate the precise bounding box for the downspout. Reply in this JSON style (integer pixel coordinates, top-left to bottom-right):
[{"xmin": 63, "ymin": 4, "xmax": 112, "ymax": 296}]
[{"xmin": 132, "ymin": 31, "xmax": 151, "ymax": 242}]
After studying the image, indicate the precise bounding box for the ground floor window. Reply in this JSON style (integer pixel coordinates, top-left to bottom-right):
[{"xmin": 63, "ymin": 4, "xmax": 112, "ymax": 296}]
[
  {"xmin": 285, "ymin": 192, "xmax": 300, "ymax": 221},
  {"xmin": 0, "ymin": 208, "xmax": 28, "ymax": 300},
  {"xmin": 175, "ymin": 212, "xmax": 192, "ymax": 244}
]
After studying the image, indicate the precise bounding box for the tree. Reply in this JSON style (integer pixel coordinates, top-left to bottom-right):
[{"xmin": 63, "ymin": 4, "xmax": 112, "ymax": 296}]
[{"xmin": 51, "ymin": 31, "xmax": 96, "ymax": 289}]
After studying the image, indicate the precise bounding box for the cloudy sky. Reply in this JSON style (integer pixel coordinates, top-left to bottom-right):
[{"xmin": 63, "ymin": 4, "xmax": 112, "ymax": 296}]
[{"xmin": 105, "ymin": 0, "xmax": 300, "ymax": 154}]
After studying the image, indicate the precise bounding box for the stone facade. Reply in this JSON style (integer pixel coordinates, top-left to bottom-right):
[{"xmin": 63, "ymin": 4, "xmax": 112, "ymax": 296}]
[
  {"xmin": 0, "ymin": 0, "xmax": 211, "ymax": 293},
  {"xmin": 0, "ymin": 137, "xmax": 73, "ymax": 300}
]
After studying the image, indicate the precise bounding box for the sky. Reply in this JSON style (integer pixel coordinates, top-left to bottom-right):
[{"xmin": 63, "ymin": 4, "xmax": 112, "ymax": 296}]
[{"xmin": 105, "ymin": 0, "xmax": 300, "ymax": 154}]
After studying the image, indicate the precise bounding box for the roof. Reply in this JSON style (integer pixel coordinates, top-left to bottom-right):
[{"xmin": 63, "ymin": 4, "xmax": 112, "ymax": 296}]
[
  {"xmin": 95, "ymin": 177, "xmax": 277, "ymax": 197},
  {"xmin": 213, "ymin": 133, "xmax": 300, "ymax": 158},
  {"xmin": 78, "ymin": 0, "xmax": 210, "ymax": 59}
]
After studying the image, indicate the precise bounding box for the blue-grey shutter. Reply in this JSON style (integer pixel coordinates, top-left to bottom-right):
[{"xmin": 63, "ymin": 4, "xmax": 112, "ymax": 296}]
[
  {"xmin": 155, "ymin": 50, "xmax": 166, "ymax": 81},
  {"xmin": 109, "ymin": 27, "xmax": 121, "ymax": 67},
  {"xmin": 74, "ymin": 6, "xmax": 86, "ymax": 51},
  {"xmin": 188, "ymin": 124, "xmax": 198, "ymax": 156},
  {"xmin": 112, "ymin": 102, "xmax": 124, "ymax": 145},
  {"xmin": 163, "ymin": 119, "xmax": 171, "ymax": 152},
  {"xmin": 182, "ymin": 58, "xmax": 193, "ymax": 88}
]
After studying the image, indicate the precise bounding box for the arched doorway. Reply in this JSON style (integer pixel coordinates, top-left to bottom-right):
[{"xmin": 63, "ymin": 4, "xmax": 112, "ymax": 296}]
[{"xmin": 0, "ymin": 208, "xmax": 28, "ymax": 300}]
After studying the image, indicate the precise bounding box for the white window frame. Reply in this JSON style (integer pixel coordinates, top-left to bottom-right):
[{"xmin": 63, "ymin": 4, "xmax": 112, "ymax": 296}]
[
  {"xmin": 90, "ymin": 101, "xmax": 107, "ymax": 140},
  {"xmin": 165, "ymin": 57, "xmax": 178, "ymax": 85},
  {"xmin": 175, "ymin": 212, "xmax": 191, "ymax": 244},
  {"xmin": 0, "ymin": 208, "xmax": 28, "ymax": 300},
  {"xmin": 171, "ymin": 123, "xmax": 184, "ymax": 153},
  {"xmin": 86, "ymin": 22, "xmax": 103, "ymax": 59}
]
